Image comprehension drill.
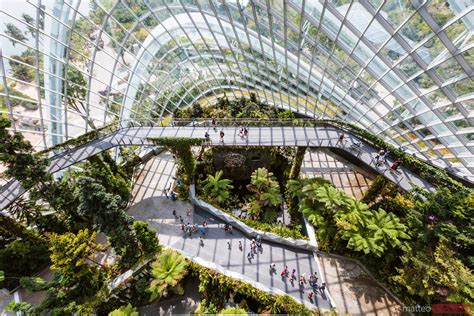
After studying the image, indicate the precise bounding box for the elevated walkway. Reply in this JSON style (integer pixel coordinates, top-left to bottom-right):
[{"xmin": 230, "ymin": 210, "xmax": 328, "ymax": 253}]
[{"xmin": 0, "ymin": 124, "xmax": 435, "ymax": 211}]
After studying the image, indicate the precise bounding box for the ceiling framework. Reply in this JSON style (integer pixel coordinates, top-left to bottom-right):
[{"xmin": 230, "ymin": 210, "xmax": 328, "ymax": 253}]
[{"xmin": 0, "ymin": 0, "xmax": 473, "ymax": 178}]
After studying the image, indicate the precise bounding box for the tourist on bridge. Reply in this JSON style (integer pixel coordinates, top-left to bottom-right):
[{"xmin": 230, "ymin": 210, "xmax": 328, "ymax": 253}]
[
  {"xmin": 382, "ymin": 150, "xmax": 391, "ymax": 163},
  {"xmin": 212, "ymin": 117, "xmax": 217, "ymax": 131},
  {"xmin": 375, "ymin": 149, "xmax": 385, "ymax": 165},
  {"xmin": 390, "ymin": 159, "xmax": 402, "ymax": 172},
  {"xmin": 336, "ymin": 133, "xmax": 345, "ymax": 146},
  {"xmin": 205, "ymin": 131, "xmax": 210, "ymax": 144},
  {"xmin": 220, "ymin": 130, "xmax": 225, "ymax": 143},
  {"xmin": 244, "ymin": 127, "xmax": 248, "ymax": 138}
]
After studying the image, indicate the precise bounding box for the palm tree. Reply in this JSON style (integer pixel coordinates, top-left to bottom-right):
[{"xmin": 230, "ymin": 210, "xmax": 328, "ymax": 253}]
[
  {"xmin": 202, "ymin": 170, "xmax": 233, "ymax": 206},
  {"xmin": 148, "ymin": 249, "xmax": 188, "ymax": 301}
]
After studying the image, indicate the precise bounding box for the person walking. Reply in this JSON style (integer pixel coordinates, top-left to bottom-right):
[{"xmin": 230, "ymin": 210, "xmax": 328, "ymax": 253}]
[
  {"xmin": 204, "ymin": 131, "xmax": 210, "ymax": 144},
  {"xmin": 308, "ymin": 291, "xmax": 314, "ymax": 301},
  {"xmin": 291, "ymin": 269, "xmax": 296, "ymax": 280},
  {"xmin": 191, "ymin": 116, "xmax": 196, "ymax": 126},
  {"xmin": 199, "ymin": 236, "xmax": 204, "ymax": 246},
  {"xmin": 187, "ymin": 208, "xmax": 191, "ymax": 217},
  {"xmin": 319, "ymin": 282, "xmax": 326, "ymax": 292},
  {"xmin": 336, "ymin": 133, "xmax": 345, "ymax": 146},
  {"xmin": 164, "ymin": 188, "xmax": 169, "ymax": 199},
  {"xmin": 390, "ymin": 159, "xmax": 402, "ymax": 172},
  {"xmin": 374, "ymin": 149, "xmax": 385, "ymax": 165},
  {"xmin": 247, "ymin": 252, "xmax": 253, "ymax": 262},
  {"xmin": 172, "ymin": 209, "xmax": 177, "ymax": 218},
  {"xmin": 227, "ymin": 240, "xmax": 231, "ymax": 250},
  {"xmin": 238, "ymin": 240, "xmax": 243, "ymax": 251},
  {"xmin": 301, "ymin": 273, "xmax": 307, "ymax": 283},
  {"xmin": 382, "ymin": 150, "xmax": 391, "ymax": 164},
  {"xmin": 244, "ymin": 127, "xmax": 248, "ymax": 138},
  {"xmin": 220, "ymin": 130, "xmax": 225, "ymax": 143},
  {"xmin": 212, "ymin": 117, "xmax": 217, "ymax": 131},
  {"xmin": 179, "ymin": 216, "xmax": 184, "ymax": 224}
]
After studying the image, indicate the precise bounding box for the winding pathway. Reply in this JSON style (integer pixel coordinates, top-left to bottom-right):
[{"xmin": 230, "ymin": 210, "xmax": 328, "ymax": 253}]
[{"xmin": 0, "ymin": 125, "xmax": 434, "ymax": 211}]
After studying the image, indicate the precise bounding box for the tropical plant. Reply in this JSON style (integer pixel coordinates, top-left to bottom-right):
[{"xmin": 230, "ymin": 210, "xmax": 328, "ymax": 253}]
[
  {"xmin": 246, "ymin": 168, "xmax": 282, "ymax": 220},
  {"xmin": 218, "ymin": 306, "xmax": 247, "ymax": 315},
  {"xmin": 109, "ymin": 304, "xmax": 138, "ymax": 316},
  {"xmin": 0, "ymin": 115, "xmax": 51, "ymax": 189},
  {"xmin": 48, "ymin": 229, "xmax": 104, "ymax": 290},
  {"xmin": 314, "ymin": 185, "xmax": 348, "ymax": 212},
  {"xmin": 148, "ymin": 249, "xmax": 188, "ymax": 301},
  {"xmin": 394, "ymin": 242, "xmax": 474, "ymax": 303},
  {"xmin": 76, "ymin": 176, "xmax": 139, "ymax": 268},
  {"xmin": 202, "ymin": 170, "xmax": 233, "ymax": 207},
  {"xmin": 340, "ymin": 208, "xmax": 410, "ymax": 257},
  {"xmin": 132, "ymin": 220, "xmax": 160, "ymax": 257}
]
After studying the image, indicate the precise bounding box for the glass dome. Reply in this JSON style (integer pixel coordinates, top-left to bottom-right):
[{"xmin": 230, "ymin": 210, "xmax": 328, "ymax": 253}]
[{"xmin": 0, "ymin": 0, "xmax": 473, "ymax": 178}]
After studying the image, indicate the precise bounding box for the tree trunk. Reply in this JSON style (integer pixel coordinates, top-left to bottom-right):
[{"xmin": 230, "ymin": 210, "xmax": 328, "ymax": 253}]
[{"xmin": 289, "ymin": 146, "xmax": 306, "ymax": 180}]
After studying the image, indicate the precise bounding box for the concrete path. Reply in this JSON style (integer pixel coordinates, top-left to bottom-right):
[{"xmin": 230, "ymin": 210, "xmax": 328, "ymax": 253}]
[
  {"xmin": 127, "ymin": 198, "xmax": 332, "ymax": 310},
  {"xmin": 0, "ymin": 125, "xmax": 436, "ymax": 211},
  {"xmin": 318, "ymin": 254, "xmax": 403, "ymax": 316}
]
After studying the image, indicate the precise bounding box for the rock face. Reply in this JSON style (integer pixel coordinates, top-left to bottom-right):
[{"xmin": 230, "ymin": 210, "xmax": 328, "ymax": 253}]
[{"xmin": 212, "ymin": 148, "xmax": 272, "ymax": 180}]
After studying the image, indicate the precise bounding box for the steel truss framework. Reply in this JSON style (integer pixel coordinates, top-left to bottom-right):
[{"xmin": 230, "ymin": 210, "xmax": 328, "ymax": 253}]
[{"xmin": 0, "ymin": 0, "xmax": 473, "ymax": 178}]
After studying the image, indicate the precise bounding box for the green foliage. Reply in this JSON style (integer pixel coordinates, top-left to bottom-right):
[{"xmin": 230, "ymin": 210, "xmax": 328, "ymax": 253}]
[
  {"xmin": 4, "ymin": 23, "xmax": 27, "ymax": 46},
  {"xmin": 132, "ymin": 221, "xmax": 160, "ymax": 257},
  {"xmin": 246, "ymin": 168, "xmax": 282, "ymax": 220},
  {"xmin": 361, "ymin": 175, "xmax": 396, "ymax": 204},
  {"xmin": 149, "ymin": 249, "xmax": 188, "ymax": 301},
  {"xmin": 150, "ymin": 137, "xmax": 204, "ymax": 184},
  {"xmin": 64, "ymin": 67, "xmax": 97, "ymax": 129},
  {"xmin": 202, "ymin": 170, "xmax": 234, "ymax": 208},
  {"xmin": 77, "ymin": 176, "xmax": 139, "ymax": 268},
  {"xmin": 0, "ymin": 216, "xmax": 49, "ymax": 290},
  {"xmin": 9, "ymin": 49, "xmax": 36, "ymax": 82},
  {"xmin": 6, "ymin": 301, "xmax": 32, "ymax": 313},
  {"xmin": 0, "ymin": 115, "xmax": 51, "ymax": 189},
  {"xmin": 108, "ymin": 303, "xmax": 138, "ymax": 316},
  {"xmin": 393, "ymin": 242, "xmax": 474, "ymax": 304},
  {"xmin": 218, "ymin": 306, "xmax": 247, "ymax": 315},
  {"xmin": 189, "ymin": 261, "xmax": 310, "ymax": 314},
  {"xmin": 340, "ymin": 208, "xmax": 410, "ymax": 257},
  {"xmin": 48, "ymin": 229, "xmax": 103, "ymax": 291},
  {"xmin": 20, "ymin": 276, "xmax": 48, "ymax": 292},
  {"xmin": 290, "ymin": 177, "xmax": 410, "ymax": 256},
  {"xmin": 82, "ymin": 152, "xmax": 132, "ymax": 207}
]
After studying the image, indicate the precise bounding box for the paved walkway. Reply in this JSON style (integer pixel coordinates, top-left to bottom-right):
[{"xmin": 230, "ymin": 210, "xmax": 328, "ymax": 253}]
[
  {"xmin": 0, "ymin": 125, "xmax": 435, "ymax": 211},
  {"xmin": 128, "ymin": 198, "xmax": 332, "ymax": 310}
]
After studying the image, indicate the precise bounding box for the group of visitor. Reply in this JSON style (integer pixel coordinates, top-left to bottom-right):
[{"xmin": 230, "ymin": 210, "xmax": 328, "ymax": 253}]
[
  {"xmin": 163, "ymin": 187, "xmax": 177, "ymax": 201},
  {"xmin": 276, "ymin": 265, "xmax": 326, "ymax": 300},
  {"xmin": 238, "ymin": 127, "xmax": 249, "ymax": 139},
  {"xmin": 374, "ymin": 149, "xmax": 402, "ymax": 172}
]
